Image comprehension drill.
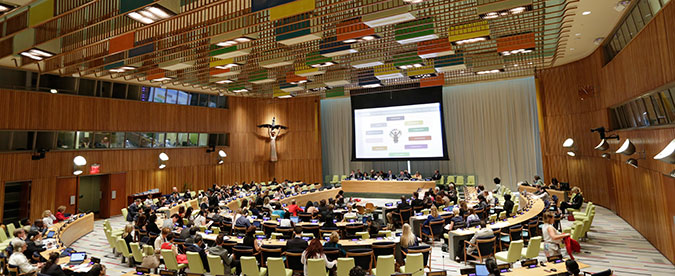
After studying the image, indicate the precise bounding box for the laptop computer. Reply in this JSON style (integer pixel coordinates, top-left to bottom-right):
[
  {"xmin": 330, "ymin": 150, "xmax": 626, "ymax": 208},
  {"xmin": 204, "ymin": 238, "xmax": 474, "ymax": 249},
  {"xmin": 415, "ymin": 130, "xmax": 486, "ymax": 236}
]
[
  {"xmin": 46, "ymin": 230, "xmax": 56, "ymax": 238},
  {"xmin": 67, "ymin": 252, "xmax": 86, "ymax": 265},
  {"xmin": 290, "ymin": 216, "xmax": 299, "ymax": 224},
  {"xmin": 475, "ymin": 264, "xmax": 489, "ymax": 276}
]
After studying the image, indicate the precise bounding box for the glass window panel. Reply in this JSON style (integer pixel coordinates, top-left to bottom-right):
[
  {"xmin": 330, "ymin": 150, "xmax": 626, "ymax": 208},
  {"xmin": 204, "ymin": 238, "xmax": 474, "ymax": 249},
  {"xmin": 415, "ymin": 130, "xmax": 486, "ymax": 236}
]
[
  {"xmin": 110, "ymin": 132, "xmax": 125, "ymax": 148},
  {"xmin": 632, "ymin": 100, "xmax": 648, "ymax": 127},
  {"xmin": 165, "ymin": 133, "xmax": 177, "ymax": 147},
  {"xmin": 0, "ymin": 131, "xmax": 11, "ymax": 151},
  {"xmin": 127, "ymin": 85, "xmax": 141, "ymax": 101},
  {"xmin": 78, "ymin": 79, "xmax": 96, "ymax": 96},
  {"xmin": 647, "ymin": 0, "xmax": 661, "ymax": 15},
  {"xmin": 625, "ymin": 15, "xmax": 638, "ymax": 38},
  {"xmin": 641, "ymin": 98, "xmax": 657, "ymax": 125},
  {"xmin": 621, "ymin": 22, "xmax": 633, "ymax": 43},
  {"xmin": 650, "ymin": 94, "xmax": 668, "ymax": 124},
  {"xmin": 188, "ymin": 133, "xmax": 199, "ymax": 146},
  {"xmin": 632, "ymin": 7, "xmax": 645, "ymax": 30},
  {"xmin": 641, "ymin": 0, "xmax": 655, "ymax": 21},
  {"xmin": 56, "ymin": 132, "xmax": 75, "ymax": 149},
  {"xmin": 208, "ymin": 95, "xmax": 217, "ymax": 107},
  {"xmin": 198, "ymin": 94, "xmax": 208, "ymax": 107},
  {"xmin": 76, "ymin": 131, "xmax": 93, "ymax": 149},
  {"xmin": 11, "ymin": 131, "xmax": 34, "ymax": 151},
  {"xmin": 165, "ymin": 89, "xmax": 178, "ymax": 104},
  {"xmin": 615, "ymin": 31, "xmax": 626, "ymax": 49},
  {"xmin": 93, "ymin": 132, "xmax": 111, "ymax": 148},
  {"xmin": 112, "ymin": 83, "xmax": 126, "ymax": 99},
  {"xmin": 189, "ymin": 93, "xmax": 199, "ymax": 106},
  {"xmin": 217, "ymin": 96, "xmax": 228, "ymax": 109},
  {"xmin": 154, "ymin": 133, "xmax": 166, "ymax": 147},
  {"xmin": 177, "ymin": 133, "xmax": 189, "ymax": 147},
  {"xmin": 661, "ymin": 89, "xmax": 675, "ymax": 122},
  {"xmin": 623, "ymin": 104, "xmax": 638, "ymax": 128},
  {"xmin": 140, "ymin": 133, "xmax": 154, "ymax": 148},
  {"xmin": 613, "ymin": 109, "xmax": 626, "ymax": 129},
  {"xmin": 152, "ymin": 88, "xmax": 167, "ymax": 103},
  {"xmin": 177, "ymin": 91, "xmax": 189, "ymax": 105},
  {"xmin": 140, "ymin": 86, "xmax": 153, "ymax": 102},
  {"xmin": 99, "ymin": 81, "xmax": 112, "ymax": 98},
  {"xmin": 198, "ymin": 133, "xmax": 208, "ymax": 147}
]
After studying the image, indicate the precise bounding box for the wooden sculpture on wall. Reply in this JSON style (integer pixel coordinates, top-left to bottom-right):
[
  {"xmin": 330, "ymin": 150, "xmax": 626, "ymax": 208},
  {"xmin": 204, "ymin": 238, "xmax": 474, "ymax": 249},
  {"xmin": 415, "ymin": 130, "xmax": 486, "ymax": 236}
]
[{"xmin": 257, "ymin": 117, "xmax": 288, "ymax": 162}]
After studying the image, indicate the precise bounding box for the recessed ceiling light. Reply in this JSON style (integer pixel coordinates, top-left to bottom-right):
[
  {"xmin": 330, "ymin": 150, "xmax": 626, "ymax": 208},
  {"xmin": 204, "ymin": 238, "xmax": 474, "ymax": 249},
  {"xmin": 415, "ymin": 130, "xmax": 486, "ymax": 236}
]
[
  {"xmin": 570, "ymin": 48, "xmax": 575, "ymax": 51},
  {"xmin": 575, "ymin": 33, "xmax": 582, "ymax": 36},
  {"xmin": 514, "ymin": 64, "xmax": 519, "ymax": 67},
  {"xmin": 582, "ymin": 11, "xmax": 591, "ymax": 15}
]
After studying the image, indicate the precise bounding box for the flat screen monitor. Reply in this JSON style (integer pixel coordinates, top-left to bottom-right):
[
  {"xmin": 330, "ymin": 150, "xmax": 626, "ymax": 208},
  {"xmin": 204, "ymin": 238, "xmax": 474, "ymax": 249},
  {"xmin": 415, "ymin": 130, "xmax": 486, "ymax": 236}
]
[
  {"xmin": 475, "ymin": 264, "xmax": 489, "ymax": 276},
  {"xmin": 69, "ymin": 252, "xmax": 86, "ymax": 262}
]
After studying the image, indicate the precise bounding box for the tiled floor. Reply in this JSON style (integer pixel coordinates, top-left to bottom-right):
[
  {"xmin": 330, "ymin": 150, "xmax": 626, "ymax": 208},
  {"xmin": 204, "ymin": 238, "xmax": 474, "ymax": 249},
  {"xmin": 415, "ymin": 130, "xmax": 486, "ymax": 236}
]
[{"xmin": 73, "ymin": 201, "xmax": 675, "ymax": 275}]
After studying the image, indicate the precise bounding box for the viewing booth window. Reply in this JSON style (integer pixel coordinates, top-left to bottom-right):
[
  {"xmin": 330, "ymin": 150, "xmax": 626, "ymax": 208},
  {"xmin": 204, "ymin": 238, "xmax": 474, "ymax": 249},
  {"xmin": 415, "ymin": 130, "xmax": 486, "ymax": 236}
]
[{"xmin": 611, "ymin": 86, "xmax": 675, "ymax": 130}]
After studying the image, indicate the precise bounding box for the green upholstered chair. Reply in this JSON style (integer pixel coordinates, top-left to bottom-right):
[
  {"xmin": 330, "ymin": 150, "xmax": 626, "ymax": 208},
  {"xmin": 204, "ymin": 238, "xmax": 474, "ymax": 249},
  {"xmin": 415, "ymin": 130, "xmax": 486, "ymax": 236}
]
[
  {"xmin": 371, "ymin": 255, "xmax": 396, "ymax": 276},
  {"xmin": 400, "ymin": 253, "xmax": 424, "ymax": 276},
  {"xmin": 466, "ymin": 175, "xmax": 476, "ymax": 187},
  {"xmin": 267, "ymin": 257, "xmax": 292, "ymax": 276},
  {"xmin": 521, "ymin": 236, "xmax": 542, "ymax": 259},
  {"xmin": 495, "ymin": 240, "xmax": 524, "ymax": 263},
  {"xmin": 129, "ymin": 242, "xmax": 144, "ymax": 264},
  {"xmin": 121, "ymin": 208, "xmax": 128, "ymax": 219},
  {"xmin": 336, "ymin": 257, "xmax": 355, "ymax": 276},
  {"xmin": 307, "ymin": 258, "xmax": 329, "ymax": 276},
  {"xmin": 115, "ymin": 238, "xmax": 133, "ymax": 266},
  {"xmin": 186, "ymin": 251, "xmax": 206, "ymax": 274},
  {"xmin": 161, "ymin": 249, "xmax": 187, "ymax": 272},
  {"xmin": 241, "ymin": 256, "xmax": 267, "ymax": 276}
]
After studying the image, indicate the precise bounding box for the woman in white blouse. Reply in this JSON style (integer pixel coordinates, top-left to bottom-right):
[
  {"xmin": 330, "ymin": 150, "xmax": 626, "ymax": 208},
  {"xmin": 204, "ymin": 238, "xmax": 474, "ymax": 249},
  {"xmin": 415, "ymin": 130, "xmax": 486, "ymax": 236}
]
[
  {"xmin": 42, "ymin": 210, "xmax": 57, "ymax": 227},
  {"xmin": 301, "ymin": 239, "xmax": 336, "ymax": 276},
  {"xmin": 9, "ymin": 240, "xmax": 41, "ymax": 273}
]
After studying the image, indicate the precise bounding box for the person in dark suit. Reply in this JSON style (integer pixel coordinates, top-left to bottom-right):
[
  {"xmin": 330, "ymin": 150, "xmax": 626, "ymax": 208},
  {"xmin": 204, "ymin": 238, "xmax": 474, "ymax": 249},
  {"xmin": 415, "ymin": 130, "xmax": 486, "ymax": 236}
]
[
  {"xmin": 126, "ymin": 199, "xmax": 141, "ymax": 222},
  {"xmin": 184, "ymin": 235, "xmax": 210, "ymax": 272},
  {"xmin": 386, "ymin": 196, "xmax": 411, "ymax": 225},
  {"xmin": 285, "ymin": 226, "xmax": 308, "ymax": 252},
  {"xmin": 321, "ymin": 205, "xmax": 338, "ymax": 230},
  {"xmin": 560, "ymin": 187, "xmax": 584, "ymax": 215},
  {"xmin": 502, "ymin": 194, "xmax": 515, "ymax": 217},
  {"xmin": 40, "ymin": 252, "xmax": 67, "ymax": 276},
  {"xmin": 24, "ymin": 231, "xmax": 45, "ymax": 263},
  {"xmin": 431, "ymin": 170, "xmax": 441, "ymax": 180},
  {"xmin": 355, "ymin": 169, "xmax": 364, "ymax": 180}
]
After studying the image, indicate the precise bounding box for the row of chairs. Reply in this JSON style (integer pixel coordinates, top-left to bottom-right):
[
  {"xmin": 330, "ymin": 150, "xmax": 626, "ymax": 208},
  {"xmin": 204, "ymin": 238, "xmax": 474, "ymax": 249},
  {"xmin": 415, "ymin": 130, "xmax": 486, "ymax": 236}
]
[{"xmin": 437, "ymin": 175, "xmax": 477, "ymax": 187}]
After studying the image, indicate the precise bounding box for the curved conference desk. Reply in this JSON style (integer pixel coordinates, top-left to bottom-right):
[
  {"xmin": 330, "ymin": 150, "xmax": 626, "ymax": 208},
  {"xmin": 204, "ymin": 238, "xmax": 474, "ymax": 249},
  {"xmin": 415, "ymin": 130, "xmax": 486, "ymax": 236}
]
[
  {"xmin": 446, "ymin": 193, "xmax": 545, "ymax": 259},
  {"xmin": 341, "ymin": 180, "xmax": 436, "ymax": 195},
  {"xmin": 39, "ymin": 213, "xmax": 95, "ymax": 265}
]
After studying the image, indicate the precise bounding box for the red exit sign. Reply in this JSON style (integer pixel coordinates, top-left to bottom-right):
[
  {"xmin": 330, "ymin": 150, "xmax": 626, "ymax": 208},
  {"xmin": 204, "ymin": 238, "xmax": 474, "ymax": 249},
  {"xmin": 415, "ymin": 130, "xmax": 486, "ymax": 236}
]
[{"xmin": 90, "ymin": 164, "xmax": 101, "ymax": 174}]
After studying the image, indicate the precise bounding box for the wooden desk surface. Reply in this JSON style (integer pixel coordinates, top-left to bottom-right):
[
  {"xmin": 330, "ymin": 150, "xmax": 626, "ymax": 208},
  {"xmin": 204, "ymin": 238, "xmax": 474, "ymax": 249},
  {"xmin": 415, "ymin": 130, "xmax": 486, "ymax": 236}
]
[
  {"xmin": 341, "ymin": 180, "xmax": 436, "ymax": 194},
  {"xmin": 450, "ymin": 194, "xmax": 544, "ymax": 236},
  {"xmin": 199, "ymin": 232, "xmax": 400, "ymax": 247},
  {"xmin": 504, "ymin": 261, "xmax": 589, "ymax": 275},
  {"xmin": 39, "ymin": 213, "xmax": 95, "ymax": 263},
  {"xmin": 518, "ymin": 185, "xmax": 567, "ymax": 203}
]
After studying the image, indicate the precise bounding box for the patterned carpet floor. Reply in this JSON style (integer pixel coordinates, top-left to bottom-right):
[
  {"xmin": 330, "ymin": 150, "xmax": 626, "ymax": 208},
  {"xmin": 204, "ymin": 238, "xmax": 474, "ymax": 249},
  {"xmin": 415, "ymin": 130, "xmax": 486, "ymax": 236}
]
[{"xmin": 73, "ymin": 202, "xmax": 675, "ymax": 275}]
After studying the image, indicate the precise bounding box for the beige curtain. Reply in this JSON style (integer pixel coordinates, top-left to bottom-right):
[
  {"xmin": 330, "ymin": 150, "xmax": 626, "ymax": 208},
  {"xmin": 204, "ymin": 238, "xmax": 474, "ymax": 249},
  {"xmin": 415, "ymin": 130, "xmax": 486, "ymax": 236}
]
[{"xmin": 321, "ymin": 77, "xmax": 542, "ymax": 190}]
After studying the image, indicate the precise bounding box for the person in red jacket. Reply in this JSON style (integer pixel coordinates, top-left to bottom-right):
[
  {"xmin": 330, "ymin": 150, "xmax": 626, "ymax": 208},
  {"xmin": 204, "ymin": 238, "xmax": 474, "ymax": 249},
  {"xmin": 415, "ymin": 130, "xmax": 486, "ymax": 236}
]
[
  {"xmin": 54, "ymin": 206, "xmax": 68, "ymax": 222},
  {"xmin": 286, "ymin": 199, "xmax": 302, "ymax": 217}
]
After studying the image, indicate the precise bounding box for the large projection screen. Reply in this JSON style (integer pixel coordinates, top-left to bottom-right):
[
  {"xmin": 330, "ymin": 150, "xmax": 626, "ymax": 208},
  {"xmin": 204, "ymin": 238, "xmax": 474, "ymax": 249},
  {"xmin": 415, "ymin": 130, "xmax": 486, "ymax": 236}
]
[{"xmin": 351, "ymin": 87, "xmax": 448, "ymax": 161}]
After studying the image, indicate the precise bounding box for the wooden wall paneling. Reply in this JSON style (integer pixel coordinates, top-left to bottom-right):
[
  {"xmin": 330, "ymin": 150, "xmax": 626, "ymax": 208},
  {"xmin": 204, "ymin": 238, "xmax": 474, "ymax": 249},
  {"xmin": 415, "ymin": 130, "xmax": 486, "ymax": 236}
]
[
  {"xmin": 538, "ymin": 2, "xmax": 675, "ymax": 263},
  {"xmin": 108, "ymin": 173, "xmax": 126, "ymax": 217},
  {"xmin": 55, "ymin": 177, "xmax": 77, "ymax": 216}
]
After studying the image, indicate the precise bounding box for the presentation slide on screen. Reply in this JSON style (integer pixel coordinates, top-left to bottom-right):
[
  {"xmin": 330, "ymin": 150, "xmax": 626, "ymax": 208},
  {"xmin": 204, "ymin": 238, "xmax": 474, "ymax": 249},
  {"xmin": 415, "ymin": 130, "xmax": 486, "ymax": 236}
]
[{"xmin": 354, "ymin": 103, "xmax": 444, "ymax": 159}]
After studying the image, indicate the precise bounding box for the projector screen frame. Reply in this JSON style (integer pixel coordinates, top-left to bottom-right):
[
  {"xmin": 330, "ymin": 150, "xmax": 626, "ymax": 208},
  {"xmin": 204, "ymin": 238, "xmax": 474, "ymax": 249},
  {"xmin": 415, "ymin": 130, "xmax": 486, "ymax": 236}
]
[{"xmin": 350, "ymin": 86, "xmax": 449, "ymax": 161}]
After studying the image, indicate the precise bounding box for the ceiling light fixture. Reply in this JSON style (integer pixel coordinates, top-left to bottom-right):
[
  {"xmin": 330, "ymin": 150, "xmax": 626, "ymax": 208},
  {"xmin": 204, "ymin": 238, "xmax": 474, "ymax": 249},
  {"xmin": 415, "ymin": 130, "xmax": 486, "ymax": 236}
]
[
  {"xmin": 215, "ymin": 79, "xmax": 233, "ymax": 84},
  {"xmin": 362, "ymin": 6, "xmax": 416, "ymax": 28},
  {"xmin": 232, "ymin": 88, "xmax": 248, "ymax": 93},
  {"xmin": 582, "ymin": 11, "xmax": 591, "ymax": 15},
  {"xmin": 128, "ymin": 4, "xmax": 177, "ymax": 25},
  {"xmin": 653, "ymin": 138, "xmax": 675, "ymax": 164},
  {"xmin": 50, "ymin": 89, "xmax": 58, "ymax": 94},
  {"xmin": 109, "ymin": 66, "xmax": 136, "ymax": 73},
  {"xmin": 150, "ymin": 77, "xmax": 172, "ymax": 82},
  {"xmin": 278, "ymin": 95, "xmax": 294, "ymax": 99},
  {"xmin": 20, "ymin": 48, "xmax": 54, "ymax": 60},
  {"xmin": 0, "ymin": 3, "xmax": 15, "ymax": 13},
  {"xmin": 480, "ymin": 5, "xmax": 532, "ymax": 19},
  {"xmin": 453, "ymin": 37, "xmax": 488, "ymax": 46},
  {"xmin": 475, "ymin": 69, "xmax": 504, "ymax": 75},
  {"xmin": 500, "ymin": 48, "xmax": 534, "ymax": 56},
  {"xmin": 352, "ymin": 59, "xmax": 385, "ymax": 69}
]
